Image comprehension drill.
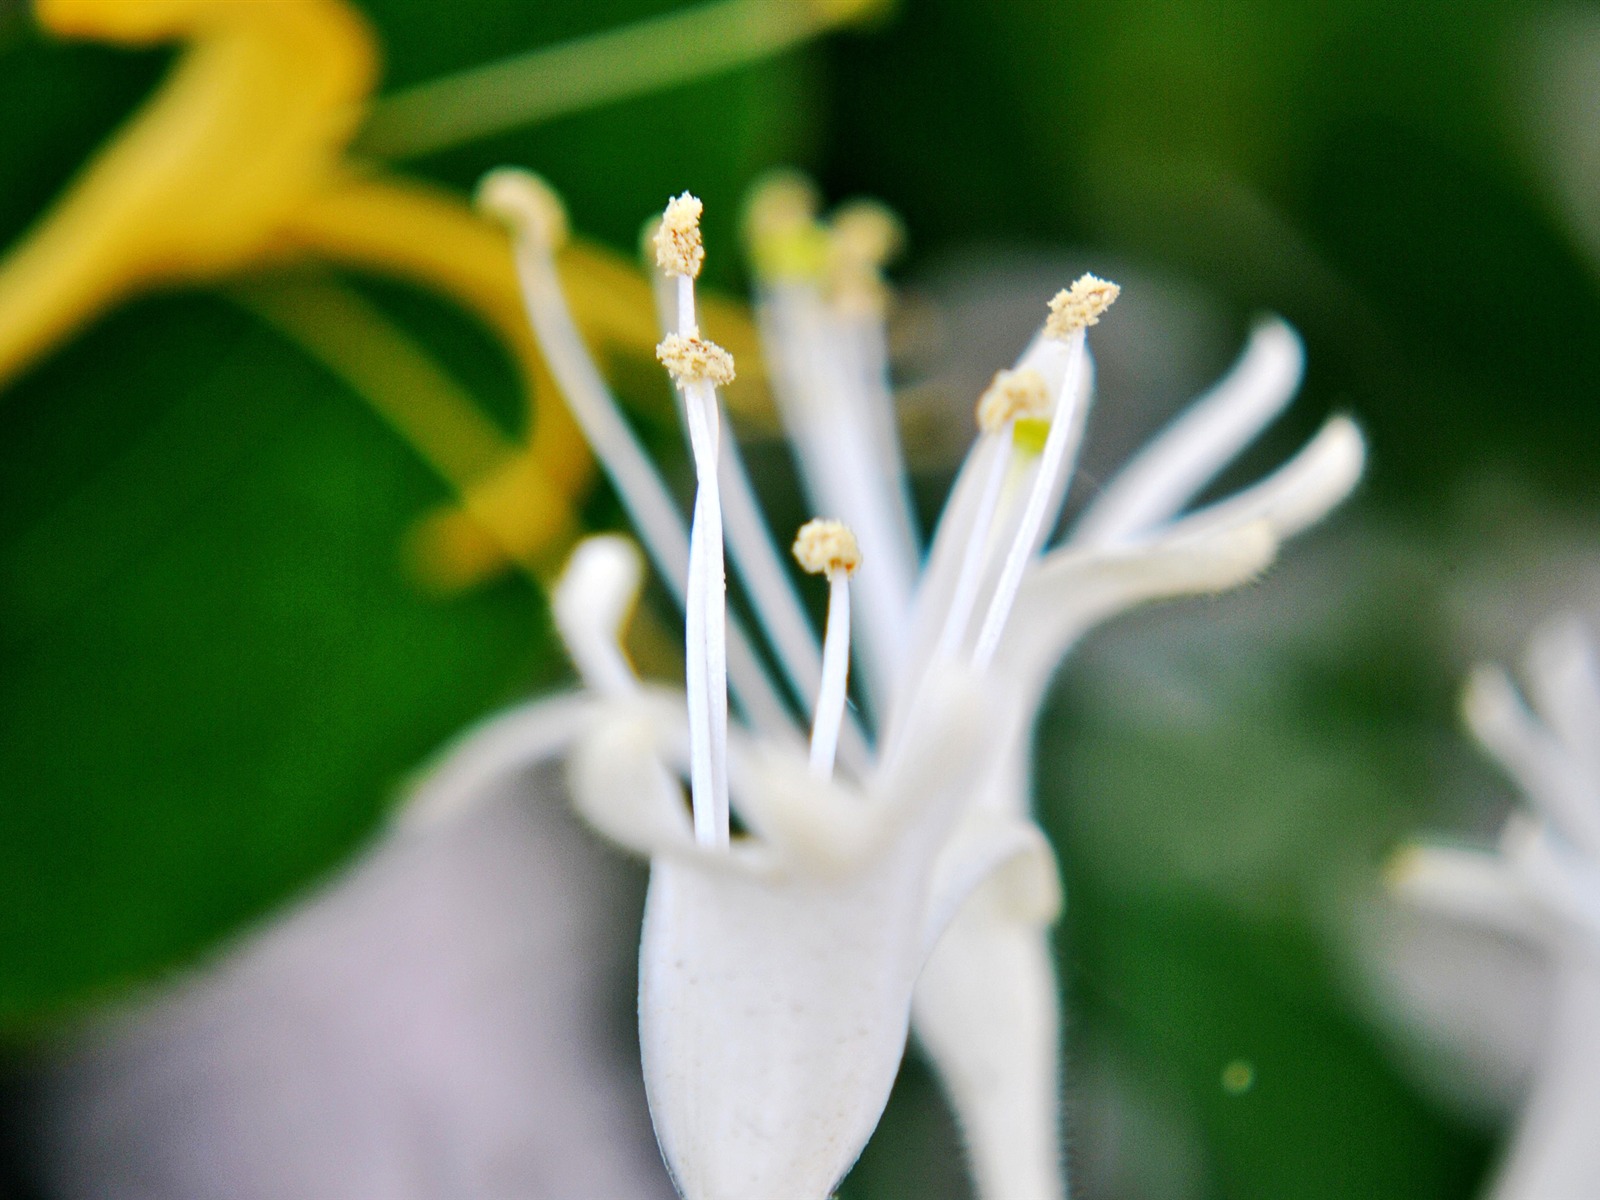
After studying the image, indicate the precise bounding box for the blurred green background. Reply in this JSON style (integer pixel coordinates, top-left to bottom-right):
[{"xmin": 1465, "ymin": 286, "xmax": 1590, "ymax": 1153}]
[{"xmin": 3, "ymin": 0, "xmax": 1599, "ymax": 1196}]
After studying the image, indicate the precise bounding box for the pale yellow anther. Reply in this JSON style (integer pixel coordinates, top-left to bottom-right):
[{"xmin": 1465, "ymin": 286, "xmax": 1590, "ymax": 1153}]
[
  {"xmin": 1045, "ymin": 273, "xmax": 1120, "ymax": 339},
  {"xmin": 831, "ymin": 200, "xmax": 903, "ymax": 268},
  {"xmin": 975, "ymin": 367, "xmax": 1050, "ymax": 433},
  {"xmin": 745, "ymin": 172, "xmax": 820, "ymax": 242},
  {"xmin": 743, "ymin": 171, "xmax": 828, "ymax": 281},
  {"xmin": 1382, "ymin": 844, "xmax": 1426, "ymax": 889},
  {"xmin": 474, "ymin": 167, "xmax": 569, "ymax": 248},
  {"xmin": 654, "ymin": 192, "xmax": 705, "ymax": 278},
  {"xmin": 792, "ymin": 518, "xmax": 861, "ymax": 578},
  {"xmin": 657, "ymin": 332, "xmax": 736, "ymax": 385},
  {"xmin": 826, "ymin": 198, "xmax": 903, "ymax": 316}
]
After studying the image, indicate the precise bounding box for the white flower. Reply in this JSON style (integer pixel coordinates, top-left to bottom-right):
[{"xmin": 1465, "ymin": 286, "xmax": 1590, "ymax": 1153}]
[
  {"xmin": 415, "ymin": 169, "xmax": 1365, "ymax": 1200},
  {"xmin": 1389, "ymin": 617, "xmax": 1600, "ymax": 1200}
]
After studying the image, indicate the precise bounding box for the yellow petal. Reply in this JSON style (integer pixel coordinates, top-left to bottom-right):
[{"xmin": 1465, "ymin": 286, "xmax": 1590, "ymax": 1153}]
[{"xmin": 0, "ymin": 0, "xmax": 375, "ymax": 387}]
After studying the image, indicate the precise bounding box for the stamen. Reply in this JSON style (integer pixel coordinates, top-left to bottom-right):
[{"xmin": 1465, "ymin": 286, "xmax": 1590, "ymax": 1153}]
[
  {"xmin": 794, "ymin": 519, "xmax": 861, "ymax": 777},
  {"xmin": 830, "ymin": 201, "xmax": 902, "ymax": 267},
  {"xmin": 657, "ymin": 193, "xmax": 731, "ymax": 845},
  {"xmin": 743, "ymin": 171, "xmax": 829, "ymax": 282},
  {"xmin": 479, "ymin": 168, "xmax": 797, "ymax": 744},
  {"xmin": 1044, "ymin": 273, "xmax": 1120, "ymax": 339},
  {"xmin": 643, "ymin": 226, "xmax": 870, "ymax": 769},
  {"xmin": 746, "ymin": 186, "xmax": 918, "ymax": 707},
  {"xmin": 793, "ymin": 517, "xmax": 862, "ymax": 576},
  {"xmin": 657, "ymin": 332, "xmax": 737, "ymax": 385},
  {"xmin": 655, "ymin": 192, "xmax": 706, "ymax": 279},
  {"xmin": 975, "ymin": 367, "xmax": 1050, "ymax": 434},
  {"xmin": 931, "ymin": 366, "xmax": 1058, "ymax": 667},
  {"xmin": 972, "ymin": 279, "xmax": 1118, "ymax": 669},
  {"xmin": 477, "ymin": 167, "xmax": 569, "ymax": 249},
  {"xmin": 826, "ymin": 199, "xmax": 902, "ymax": 317},
  {"xmin": 682, "ymin": 382, "xmax": 730, "ymax": 846}
]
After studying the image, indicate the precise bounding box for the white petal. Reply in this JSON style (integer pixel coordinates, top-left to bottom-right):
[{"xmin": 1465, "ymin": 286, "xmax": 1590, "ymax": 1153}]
[
  {"xmin": 394, "ymin": 695, "xmax": 594, "ymax": 834},
  {"xmin": 875, "ymin": 664, "xmax": 1008, "ymax": 860},
  {"xmin": 552, "ymin": 535, "xmax": 645, "ymax": 697},
  {"xmin": 1465, "ymin": 667, "xmax": 1600, "ymax": 856},
  {"xmin": 920, "ymin": 810, "xmax": 1063, "ymax": 959},
  {"xmin": 1524, "ymin": 616, "xmax": 1600, "ymax": 786},
  {"xmin": 914, "ymin": 884, "xmax": 1065, "ymax": 1200},
  {"xmin": 1387, "ymin": 841, "xmax": 1549, "ymax": 944},
  {"xmin": 1366, "ymin": 863, "xmax": 1552, "ymax": 1123},
  {"xmin": 1074, "ymin": 317, "xmax": 1305, "ymax": 546},
  {"xmin": 730, "ymin": 742, "xmax": 878, "ymax": 874},
  {"xmin": 565, "ymin": 702, "xmax": 699, "ymax": 860},
  {"xmin": 1490, "ymin": 952, "xmax": 1600, "ymax": 1200},
  {"xmin": 997, "ymin": 520, "xmax": 1279, "ymax": 711},
  {"xmin": 1154, "ymin": 415, "xmax": 1366, "ymax": 545},
  {"xmin": 594, "ymin": 694, "xmax": 871, "ymax": 874},
  {"xmin": 636, "ymin": 670, "xmax": 995, "ymax": 1200}
]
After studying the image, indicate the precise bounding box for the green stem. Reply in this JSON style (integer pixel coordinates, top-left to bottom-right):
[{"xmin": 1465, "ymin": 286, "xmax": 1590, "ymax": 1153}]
[
  {"xmin": 356, "ymin": 0, "xmax": 837, "ymax": 161},
  {"xmin": 234, "ymin": 275, "xmax": 512, "ymax": 487}
]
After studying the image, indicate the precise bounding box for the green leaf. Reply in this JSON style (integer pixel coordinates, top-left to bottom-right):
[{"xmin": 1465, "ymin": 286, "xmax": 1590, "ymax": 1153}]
[{"xmin": 0, "ymin": 290, "xmax": 556, "ymax": 1030}]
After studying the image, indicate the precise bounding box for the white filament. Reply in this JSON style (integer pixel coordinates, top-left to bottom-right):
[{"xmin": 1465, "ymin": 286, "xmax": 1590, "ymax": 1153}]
[
  {"xmin": 757, "ymin": 285, "xmax": 914, "ymax": 709},
  {"xmin": 933, "ymin": 430, "xmax": 1011, "ymax": 664},
  {"xmin": 648, "ymin": 259, "xmax": 865, "ymax": 763},
  {"xmin": 505, "ymin": 230, "xmax": 797, "ymax": 740},
  {"xmin": 674, "ymin": 264, "xmax": 731, "ymax": 846},
  {"xmin": 841, "ymin": 316, "xmax": 922, "ymax": 569},
  {"xmin": 810, "ymin": 573, "xmax": 853, "ymax": 778},
  {"xmin": 972, "ymin": 332, "xmax": 1088, "ymax": 670}
]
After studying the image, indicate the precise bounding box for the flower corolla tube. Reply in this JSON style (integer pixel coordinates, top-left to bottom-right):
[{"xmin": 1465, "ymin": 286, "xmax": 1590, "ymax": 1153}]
[
  {"xmin": 1390, "ymin": 616, "xmax": 1600, "ymax": 1200},
  {"xmin": 409, "ymin": 169, "xmax": 1366, "ymax": 1200}
]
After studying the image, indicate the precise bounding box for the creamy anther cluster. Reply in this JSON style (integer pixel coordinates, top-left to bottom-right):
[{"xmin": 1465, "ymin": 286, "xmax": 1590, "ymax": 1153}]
[{"xmin": 414, "ymin": 169, "xmax": 1365, "ymax": 1200}]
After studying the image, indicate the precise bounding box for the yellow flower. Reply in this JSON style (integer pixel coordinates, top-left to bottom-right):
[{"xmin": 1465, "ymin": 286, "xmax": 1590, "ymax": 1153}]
[{"xmin": 0, "ymin": 0, "xmax": 853, "ymax": 586}]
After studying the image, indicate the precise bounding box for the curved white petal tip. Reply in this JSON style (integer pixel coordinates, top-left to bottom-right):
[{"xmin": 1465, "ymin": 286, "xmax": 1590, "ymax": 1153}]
[
  {"xmin": 553, "ymin": 535, "xmax": 646, "ymax": 696},
  {"xmin": 1461, "ymin": 663, "xmax": 1522, "ymax": 745},
  {"xmin": 1267, "ymin": 415, "xmax": 1366, "ymax": 538}
]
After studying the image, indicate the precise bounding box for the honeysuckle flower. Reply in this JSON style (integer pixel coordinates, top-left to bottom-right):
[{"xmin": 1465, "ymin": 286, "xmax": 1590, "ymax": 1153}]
[
  {"xmin": 0, "ymin": 0, "xmax": 859, "ymax": 587},
  {"xmin": 1389, "ymin": 616, "xmax": 1600, "ymax": 1199},
  {"xmin": 422, "ymin": 171, "xmax": 1364, "ymax": 1199}
]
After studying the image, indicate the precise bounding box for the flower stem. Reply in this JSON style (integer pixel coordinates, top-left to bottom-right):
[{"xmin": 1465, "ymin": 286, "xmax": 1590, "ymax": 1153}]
[{"xmin": 360, "ymin": 0, "xmax": 847, "ymax": 160}]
